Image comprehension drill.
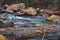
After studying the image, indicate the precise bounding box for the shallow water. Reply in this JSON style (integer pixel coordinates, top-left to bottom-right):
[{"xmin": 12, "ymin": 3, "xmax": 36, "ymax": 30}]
[
  {"xmin": 0, "ymin": 13, "xmax": 60, "ymax": 27},
  {"xmin": 0, "ymin": 13, "xmax": 60, "ymax": 40}
]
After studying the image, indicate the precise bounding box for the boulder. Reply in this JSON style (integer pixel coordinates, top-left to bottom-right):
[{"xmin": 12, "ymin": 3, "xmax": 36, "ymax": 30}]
[
  {"xmin": 6, "ymin": 3, "xmax": 25, "ymax": 13},
  {"xmin": 47, "ymin": 15, "xmax": 60, "ymax": 21},
  {"xmin": 22, "ymin": 7, "xmax": 37, "ymax": 15},
  {"xmin": 0, "ymin": 35, "xmax": 5, "ymax": 40}
]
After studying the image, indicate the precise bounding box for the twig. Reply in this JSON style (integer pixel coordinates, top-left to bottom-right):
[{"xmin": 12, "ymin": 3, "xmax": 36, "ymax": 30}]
[{"xmin": 42, "ymin": 28, "xmax": 46, "ymax": 40}]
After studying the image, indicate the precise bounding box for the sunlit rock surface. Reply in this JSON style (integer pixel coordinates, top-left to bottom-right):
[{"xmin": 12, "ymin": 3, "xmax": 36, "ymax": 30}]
[{"xmin": 0, "ymin": 35, "xmax": 5, "ymax": 40}]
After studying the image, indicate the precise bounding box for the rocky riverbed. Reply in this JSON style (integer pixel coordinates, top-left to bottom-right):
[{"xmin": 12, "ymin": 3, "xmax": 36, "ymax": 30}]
[
  {"xmin": 0, "ymin": 24, "xmax": 60, "ymax": 40},
  {"xmin": 0, "ymin": 13, "xmax": 60, "ymax": 40}
]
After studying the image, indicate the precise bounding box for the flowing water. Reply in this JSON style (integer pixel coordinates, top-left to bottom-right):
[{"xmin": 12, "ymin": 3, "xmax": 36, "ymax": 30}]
[
  {"xmin": 0, "ymin": 12, "xmax": 60, "ymax": 40},
  {"xmin": 0, "ymin": 13, "xmax": 60, "ymax": 27}
]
